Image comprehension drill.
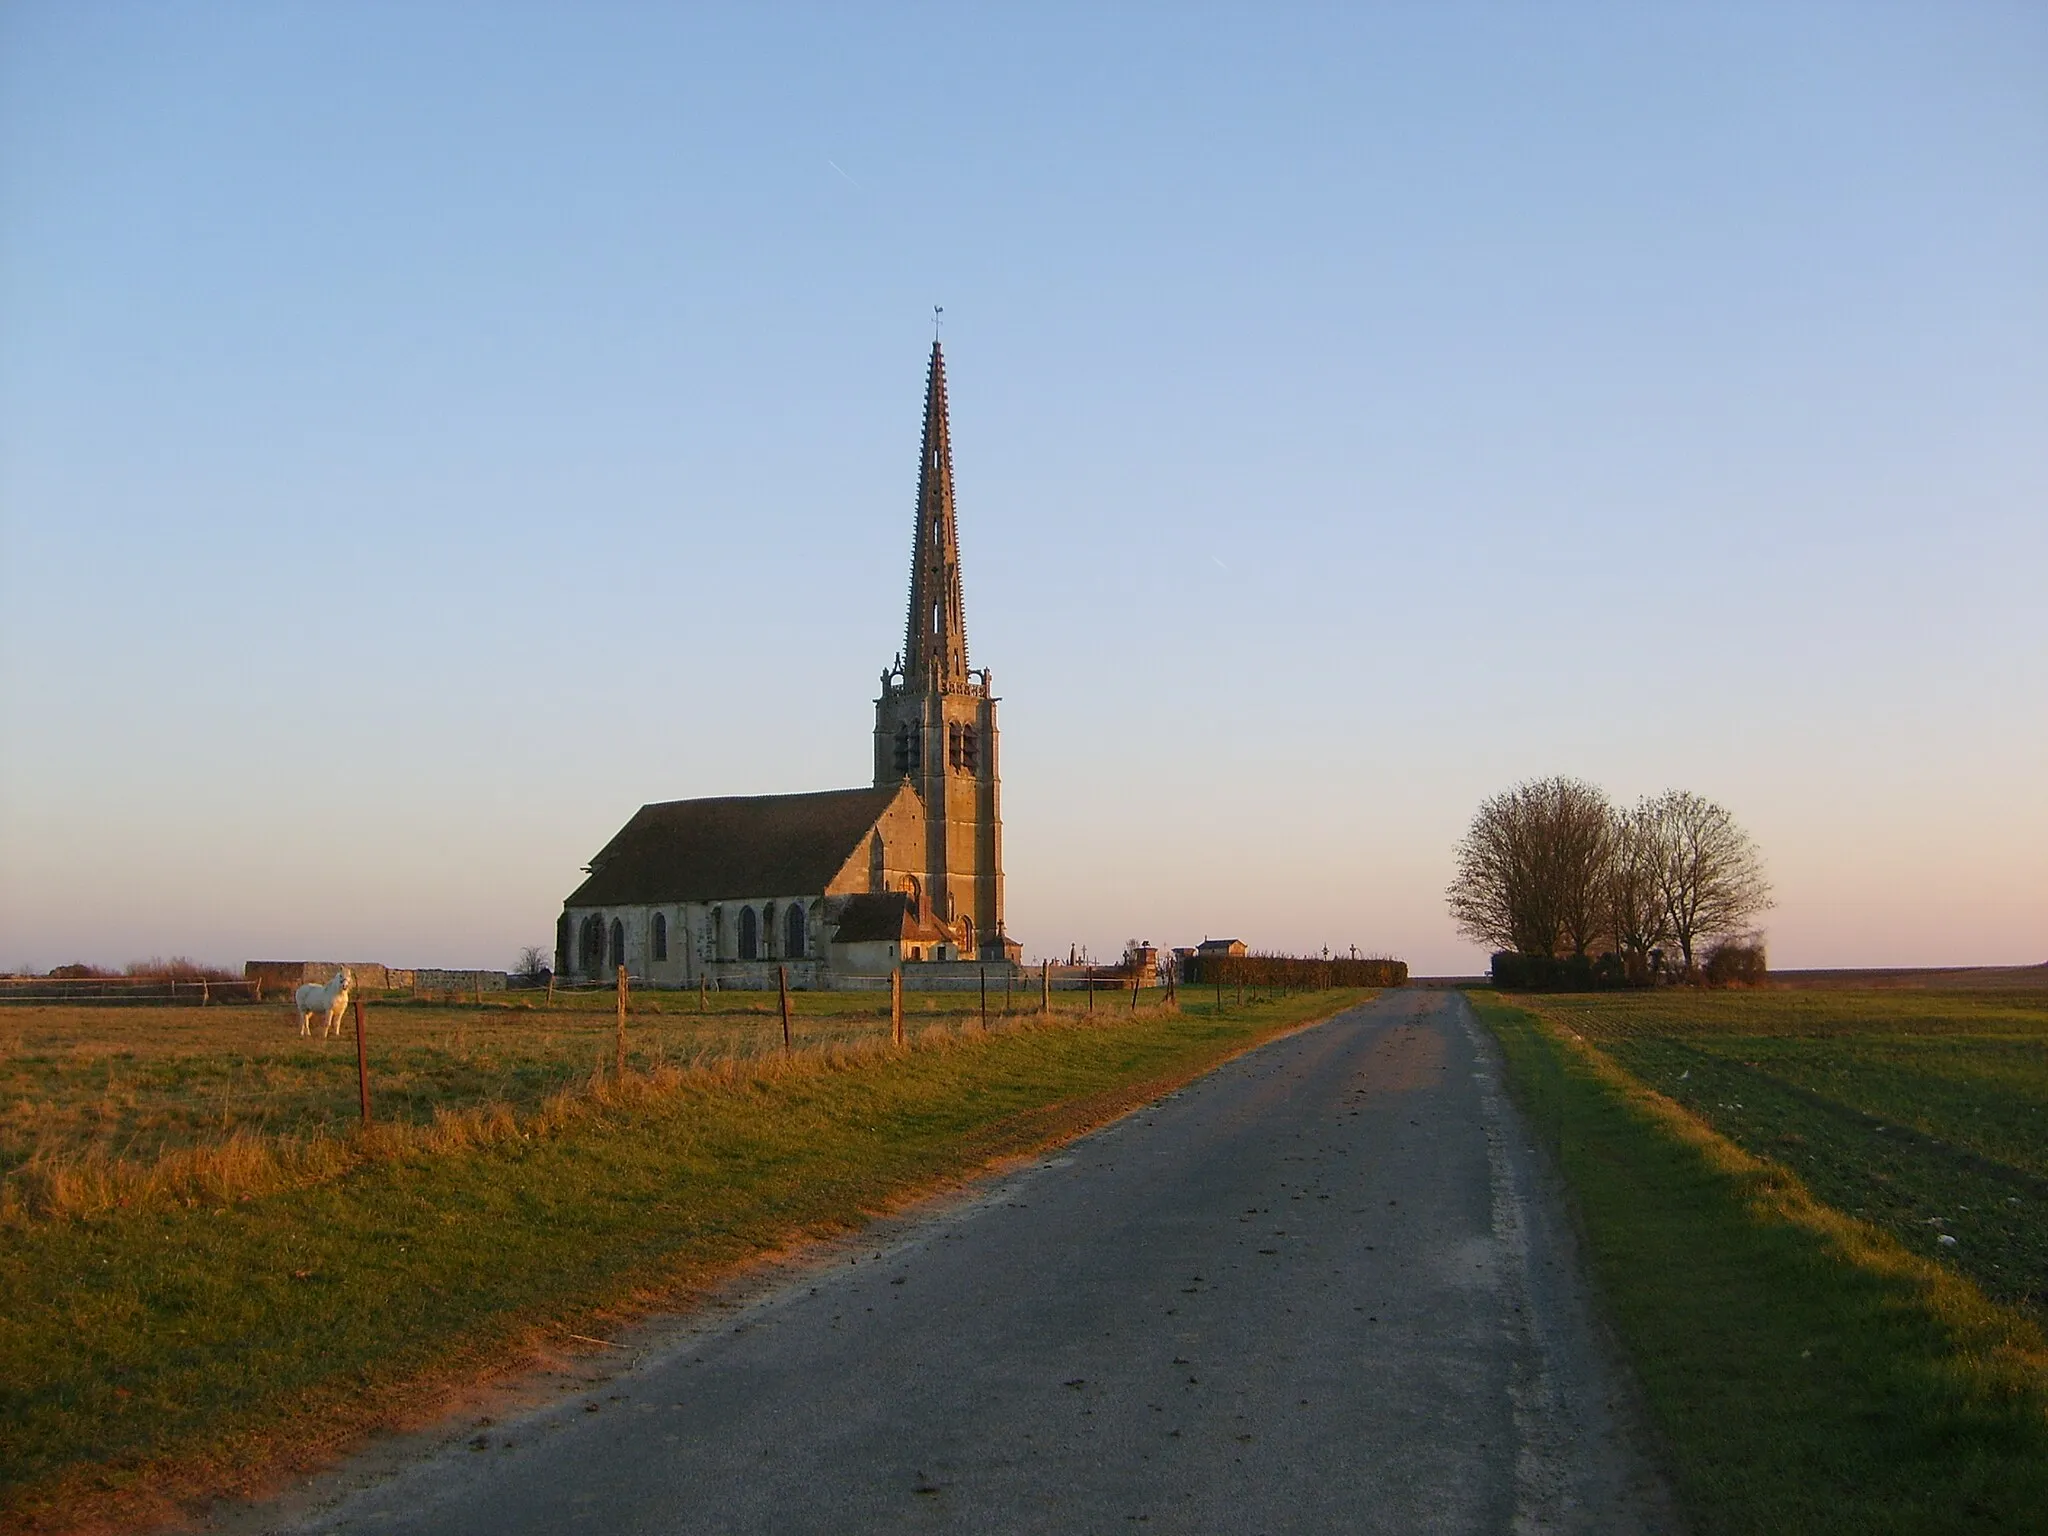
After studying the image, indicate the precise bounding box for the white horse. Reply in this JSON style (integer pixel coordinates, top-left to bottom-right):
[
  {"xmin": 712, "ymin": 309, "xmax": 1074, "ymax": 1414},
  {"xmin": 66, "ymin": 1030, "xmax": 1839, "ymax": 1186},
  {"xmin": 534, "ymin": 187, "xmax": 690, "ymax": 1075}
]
[{"xmin": 295, "ymin": 968, "xmax": 354, "ymax": 1038}]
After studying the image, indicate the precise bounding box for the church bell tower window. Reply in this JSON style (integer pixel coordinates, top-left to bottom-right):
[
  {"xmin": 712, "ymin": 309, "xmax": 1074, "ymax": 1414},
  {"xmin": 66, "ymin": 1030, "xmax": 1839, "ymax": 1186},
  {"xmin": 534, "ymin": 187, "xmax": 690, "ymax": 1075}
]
[
  {"xmin": 893, "ymin": 721, "xmax": 921, "ymax": 777},
  {"xmin": 946, "ymin": 723, "xmax": 978, "ymax": 773}
]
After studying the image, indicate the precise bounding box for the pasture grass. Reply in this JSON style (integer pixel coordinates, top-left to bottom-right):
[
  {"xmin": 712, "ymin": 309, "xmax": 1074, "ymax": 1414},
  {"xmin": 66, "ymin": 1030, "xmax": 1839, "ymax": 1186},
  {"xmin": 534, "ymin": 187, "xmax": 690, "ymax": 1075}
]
[
  {"xmin": 0, "ymin": 984, "xmax": 1184, "ymax": 1220},
  {"xmin": 0, "ymin": 986, "xmax": 1365, "ymax": 1532},
  {"xmin": 1472, "ymin": 989, "xmax": 2048, "ymax": 1535}
]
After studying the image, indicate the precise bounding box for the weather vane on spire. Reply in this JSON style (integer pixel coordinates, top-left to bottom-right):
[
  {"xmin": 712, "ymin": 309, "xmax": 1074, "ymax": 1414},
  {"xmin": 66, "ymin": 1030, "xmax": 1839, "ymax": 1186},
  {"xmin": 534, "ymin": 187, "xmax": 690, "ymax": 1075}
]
[{"xmin": 933, "ymin": 305, "xmax": 944, "ymax": 341}]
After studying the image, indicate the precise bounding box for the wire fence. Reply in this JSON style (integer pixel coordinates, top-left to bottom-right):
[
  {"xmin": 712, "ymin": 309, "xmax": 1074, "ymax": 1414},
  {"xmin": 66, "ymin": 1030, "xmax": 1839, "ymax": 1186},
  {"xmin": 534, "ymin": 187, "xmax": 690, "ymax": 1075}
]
[{"xmin": 0, "ymin": 976, "xmax": 260, "ymax": 1006}]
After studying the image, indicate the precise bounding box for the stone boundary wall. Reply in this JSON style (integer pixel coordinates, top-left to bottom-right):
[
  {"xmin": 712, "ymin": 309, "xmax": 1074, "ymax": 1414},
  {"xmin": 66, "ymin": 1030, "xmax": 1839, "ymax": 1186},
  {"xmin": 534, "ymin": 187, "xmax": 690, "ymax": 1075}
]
[
  {"xmin": 616, "ymin": 962, "xmax": 1024, "ymax": 993},
  {"xmin": 829, "ymin": 962, "xmax": 1024, "ymax": 993},
  {"xmin": 412, "ymin": 969, "xmax": 508, "ymax": 995},
  {"xmin": 246, "ymin": 961, "xmax": 397, "ymax": 995}
]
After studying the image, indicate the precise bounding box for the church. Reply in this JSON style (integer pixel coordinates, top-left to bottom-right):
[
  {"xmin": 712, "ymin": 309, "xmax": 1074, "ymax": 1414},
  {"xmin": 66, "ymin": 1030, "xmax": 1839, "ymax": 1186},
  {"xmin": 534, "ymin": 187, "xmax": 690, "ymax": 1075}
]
[{"xmin": 555, "ymin": 341, "xmax": 1018, "ymax": 988}]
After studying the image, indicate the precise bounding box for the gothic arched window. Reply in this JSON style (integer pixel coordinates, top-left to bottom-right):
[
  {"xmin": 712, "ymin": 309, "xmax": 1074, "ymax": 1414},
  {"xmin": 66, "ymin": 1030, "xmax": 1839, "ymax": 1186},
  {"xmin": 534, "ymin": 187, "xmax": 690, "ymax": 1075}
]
[
  {"xmin": 579, "ymin": 916, "xmax": 603, "ymax": 977},
  {"xmin": 609, "ymin": 919, "xmax": 625, "ymax": 973},
  {"xmin": 868, "ymin": 833, "xmax": 886, "ymax": 893},
  {"xmin": 737, "ymin": 906, "xmax": 759, "ymax": 961},
  {"xmin": 652, "ymin": 912, "xmax": 668, "ymax": 962},
  {"xmin": 785, "ymin": 902, "xmax": 808, "ymax": 958}
]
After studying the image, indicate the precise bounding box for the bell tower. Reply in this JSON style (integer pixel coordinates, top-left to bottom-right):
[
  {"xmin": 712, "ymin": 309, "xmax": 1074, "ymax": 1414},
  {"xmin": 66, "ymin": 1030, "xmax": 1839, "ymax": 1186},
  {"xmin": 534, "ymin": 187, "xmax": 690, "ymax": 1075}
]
[{"xmin": 874, "ymin": 340, "xmax": 1010, "ymax": 962}]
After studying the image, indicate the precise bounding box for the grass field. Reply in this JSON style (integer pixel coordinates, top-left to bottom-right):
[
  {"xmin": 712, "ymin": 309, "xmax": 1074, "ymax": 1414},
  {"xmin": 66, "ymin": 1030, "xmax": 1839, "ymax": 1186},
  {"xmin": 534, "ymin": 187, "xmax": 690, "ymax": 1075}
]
[
  {"xmin": 1522, "ymin": 988, "xmax": 2048, "ymax": 1326},
  {"xmin": 0, "ymin": 984, "xmax": 1179, "ymax": 1220},
  {"xmin": 0, "ymin": 985, "xmax": 1366, "ymax": 1533},
  {"xmin": 1473, "ymin": 987, "xmax": 2048, "ymax": 1535}
]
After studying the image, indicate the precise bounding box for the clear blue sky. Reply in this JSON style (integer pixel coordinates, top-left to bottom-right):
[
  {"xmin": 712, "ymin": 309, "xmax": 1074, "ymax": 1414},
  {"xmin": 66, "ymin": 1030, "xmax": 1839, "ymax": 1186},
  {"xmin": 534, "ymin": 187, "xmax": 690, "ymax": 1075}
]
[{"xmin": 2, "ymin": 3, "xmax": 2042, "ymax": 975}]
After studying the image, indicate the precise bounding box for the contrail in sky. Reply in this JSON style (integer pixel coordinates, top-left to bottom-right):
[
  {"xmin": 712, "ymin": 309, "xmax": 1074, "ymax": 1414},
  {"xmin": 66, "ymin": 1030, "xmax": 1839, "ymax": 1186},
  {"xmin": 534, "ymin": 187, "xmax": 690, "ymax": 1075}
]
[{"xmin": 827, "ymin": 159, "xmax": 860, "ymax": 189}]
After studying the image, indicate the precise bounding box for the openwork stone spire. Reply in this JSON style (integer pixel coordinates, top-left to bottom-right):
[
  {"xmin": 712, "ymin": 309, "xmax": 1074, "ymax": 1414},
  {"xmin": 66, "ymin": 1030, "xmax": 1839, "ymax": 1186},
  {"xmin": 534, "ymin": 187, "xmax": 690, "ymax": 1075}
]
[{"xmin": 904, "ymin": 340, "xmax": 971, "ymax": 692}]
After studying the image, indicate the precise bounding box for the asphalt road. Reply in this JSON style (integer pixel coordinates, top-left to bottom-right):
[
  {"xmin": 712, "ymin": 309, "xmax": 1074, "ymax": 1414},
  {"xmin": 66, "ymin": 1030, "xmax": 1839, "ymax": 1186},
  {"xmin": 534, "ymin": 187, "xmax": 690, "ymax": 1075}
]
[{"xmin": 264, "ymin": 989, "xmax": 1675, "ymax": 1534}]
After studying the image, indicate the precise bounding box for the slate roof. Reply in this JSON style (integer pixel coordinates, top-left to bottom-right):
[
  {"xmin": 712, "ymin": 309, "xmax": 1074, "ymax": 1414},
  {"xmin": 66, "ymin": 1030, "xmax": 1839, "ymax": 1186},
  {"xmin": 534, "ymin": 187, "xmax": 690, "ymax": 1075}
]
[
  {"xmin": 565, "ymin": 786, "xmax": 908, "ymax": 908},
  {"xmin": 828, "ymin": 891, "xmax": 947, "ymax": 944}
]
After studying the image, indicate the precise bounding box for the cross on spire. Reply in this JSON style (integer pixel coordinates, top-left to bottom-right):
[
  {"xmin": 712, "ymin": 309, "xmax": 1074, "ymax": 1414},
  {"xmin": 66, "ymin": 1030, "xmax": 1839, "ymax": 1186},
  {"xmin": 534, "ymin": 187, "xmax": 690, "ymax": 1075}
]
[{"xmin": 904, "ymin": 339, "xmax": 971, "ymax": 691}]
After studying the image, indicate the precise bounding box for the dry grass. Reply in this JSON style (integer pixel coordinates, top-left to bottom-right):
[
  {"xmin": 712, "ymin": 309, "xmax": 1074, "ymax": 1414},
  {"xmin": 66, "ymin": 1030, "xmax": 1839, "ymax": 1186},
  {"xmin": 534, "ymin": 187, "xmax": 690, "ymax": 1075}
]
[{"xmin": 0, "ymin": 988, "xmax": 1199, "ymax": 1222}]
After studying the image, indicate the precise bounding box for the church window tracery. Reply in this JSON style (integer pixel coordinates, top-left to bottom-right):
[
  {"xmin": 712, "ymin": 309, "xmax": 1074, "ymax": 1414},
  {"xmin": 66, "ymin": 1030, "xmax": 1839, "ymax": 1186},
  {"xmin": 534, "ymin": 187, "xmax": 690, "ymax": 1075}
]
[
  {"xmin": 785, "ymin": 903, "xmax": 808, "ymax": 958},
  {"xmin": 652, "ymin": 912, "xmax": 668, "ymax": 962},
  {"xmin": 737, "ymin": 906, "xmax": 759, "ymax": 961}
]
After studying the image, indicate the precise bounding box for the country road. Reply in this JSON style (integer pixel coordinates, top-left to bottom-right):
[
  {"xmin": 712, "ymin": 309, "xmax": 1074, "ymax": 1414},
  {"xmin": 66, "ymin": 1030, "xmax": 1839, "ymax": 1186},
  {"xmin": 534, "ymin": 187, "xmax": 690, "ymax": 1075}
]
[{"xmin": 253, "ymin": 990, "xmax": 1676, "ymax": 1534}]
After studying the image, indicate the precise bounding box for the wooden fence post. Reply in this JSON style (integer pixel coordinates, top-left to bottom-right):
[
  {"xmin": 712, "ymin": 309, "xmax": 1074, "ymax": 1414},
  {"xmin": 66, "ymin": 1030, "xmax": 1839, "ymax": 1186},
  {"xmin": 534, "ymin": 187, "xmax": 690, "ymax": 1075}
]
[
  {"xmin": 891, "ymin": 967, "xmax": 904, "ymax": 1047},
  {"xmin": 1004, "ymin": 967, "xmax": 1012, "ymax": 1016},
  {"xmin": 1041, "ymin": 959, "xmax": 1050, "ymax": 1015},
  {"xmin": 200, "ymin": 978, "xmax": 210, "ymax": 1006},
  {"xmin": 979, "ymin": 968, "xmax": 988, "ymax": 1030},
  {"xmin": 1130, "ymin": 968, "xmax": 1139, "ymax": 1013},
  {"xmin": 353, "ymin": 993, "xmax": 372, "ymax": 1124},
  {"xmin": 779, "ymin": 965, "xmax": 792, "ymax": 1055},
  {"xmin": 1087, "ymin": 968, "xmax": 1095, "ymax": 1014},
  {"xmin": 699, "ymin": 974, "xmax": 708, "ymax": 1013},
  {"xmin": 546, "ymin": 971, "xmax": 556, "ymax": 1006},
  {"xmin": 615, "ymin": 965, "xmax": 628, "ymax": 1078}
]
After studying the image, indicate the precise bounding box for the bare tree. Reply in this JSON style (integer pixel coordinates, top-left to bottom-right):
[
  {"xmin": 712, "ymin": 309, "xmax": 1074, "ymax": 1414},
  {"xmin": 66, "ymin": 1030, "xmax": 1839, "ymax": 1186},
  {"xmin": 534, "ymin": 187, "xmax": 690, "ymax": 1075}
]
[
  {"xmin": 1549, "ymin": 783, "xmax": 1613, "ymax": 958},
  {"xmin": 514, "ymin": 945, "xmax": 551, "ymax": 986},
  {"xmin": 1605, "ymin": 800, "xmax": 1672, "ymax": 974},
  {"xmin": 1644, "ymin": 790, "xmax": 1772, "ymax": 976},
  {"xmin": 1447, "ymin": 776, "xmax": 1613, "ymax": 957}
]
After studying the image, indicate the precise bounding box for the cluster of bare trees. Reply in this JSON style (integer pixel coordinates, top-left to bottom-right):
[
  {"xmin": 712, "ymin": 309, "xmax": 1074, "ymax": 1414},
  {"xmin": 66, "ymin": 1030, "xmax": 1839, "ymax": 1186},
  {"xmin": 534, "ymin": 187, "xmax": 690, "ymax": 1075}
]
[{"xmin": 1447, "ymin": 777, "xmax": 1772, "ymax": 980}]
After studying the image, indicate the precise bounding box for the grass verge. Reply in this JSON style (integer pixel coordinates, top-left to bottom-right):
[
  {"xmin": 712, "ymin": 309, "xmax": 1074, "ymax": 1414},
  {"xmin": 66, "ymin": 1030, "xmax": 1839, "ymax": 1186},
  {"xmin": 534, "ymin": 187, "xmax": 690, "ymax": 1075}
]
[
  {"xmin": 1469, "ymin": 991, "xmax": 2048, "ymax": 1535},
  {"xmin": 0, "ymin": 989, "xmax": 1365, "ymax": 1533}
]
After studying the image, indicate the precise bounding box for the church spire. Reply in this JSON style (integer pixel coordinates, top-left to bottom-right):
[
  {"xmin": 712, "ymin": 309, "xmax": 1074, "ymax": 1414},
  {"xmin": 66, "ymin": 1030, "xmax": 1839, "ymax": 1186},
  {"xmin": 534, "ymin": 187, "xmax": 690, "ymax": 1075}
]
[{"xmin": 904, "ymin": 340, "xmax": 971, "ymax": 692}]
